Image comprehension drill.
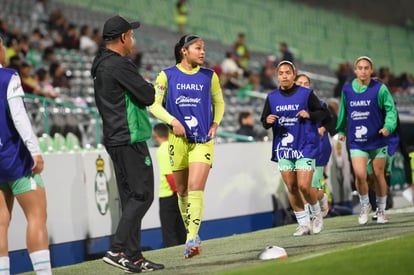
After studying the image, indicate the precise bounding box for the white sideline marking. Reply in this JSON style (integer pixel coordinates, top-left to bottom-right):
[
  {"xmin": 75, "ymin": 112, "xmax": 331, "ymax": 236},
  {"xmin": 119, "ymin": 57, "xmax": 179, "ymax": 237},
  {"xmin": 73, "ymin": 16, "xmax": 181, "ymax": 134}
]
[
  {"xmin": 290, "ymin": 236, "xmax": 406, "ymax": 263},
  {"xmin": 386, "ymin": 206, "xmax": 414, "ymax": 214},
  {"xmin": 291, "ymin": 206, "xmax": 414, "ymax": 263}
]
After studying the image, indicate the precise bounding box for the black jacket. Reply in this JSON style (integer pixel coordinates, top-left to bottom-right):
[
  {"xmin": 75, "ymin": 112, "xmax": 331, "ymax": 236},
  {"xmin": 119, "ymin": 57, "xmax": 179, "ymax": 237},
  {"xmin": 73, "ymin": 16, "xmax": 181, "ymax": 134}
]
[
  {"xmin": 260, "ymin": 84, "xmax": 327, "ymax": 129},
  {"xmin": 91, "ymin": 47, "xmax": 155, "ymax": 146}
]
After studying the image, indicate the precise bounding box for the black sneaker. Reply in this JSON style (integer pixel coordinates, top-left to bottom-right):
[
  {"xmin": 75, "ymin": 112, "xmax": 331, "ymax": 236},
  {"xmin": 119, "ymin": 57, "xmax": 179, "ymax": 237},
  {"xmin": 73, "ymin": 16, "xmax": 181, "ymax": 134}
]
[
  {"xmin": 134, "ymin": 257, "xmax": 164, "ymax": 272},
  {"xmin": 103, "ymin": 251, "xmax": 141, "ymax": 273},
  {"xmin": 372, "ymin": 208, "xmax": 378, "ymax": 221}
]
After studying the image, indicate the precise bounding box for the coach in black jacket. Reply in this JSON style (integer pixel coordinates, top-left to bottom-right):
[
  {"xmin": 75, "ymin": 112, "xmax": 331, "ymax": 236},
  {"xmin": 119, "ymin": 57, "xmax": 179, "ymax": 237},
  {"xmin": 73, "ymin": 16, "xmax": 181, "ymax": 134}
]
[{"xmin": 91, "ymin": 15, "xmax": 164, "ymax": 273}]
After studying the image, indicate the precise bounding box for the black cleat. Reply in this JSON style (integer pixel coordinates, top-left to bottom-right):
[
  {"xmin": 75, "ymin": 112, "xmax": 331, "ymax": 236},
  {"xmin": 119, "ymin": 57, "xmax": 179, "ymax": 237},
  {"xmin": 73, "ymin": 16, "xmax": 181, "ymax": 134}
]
[{"xmin": 103, "ymin": 251, "xmax": 141, "ymax": 273}]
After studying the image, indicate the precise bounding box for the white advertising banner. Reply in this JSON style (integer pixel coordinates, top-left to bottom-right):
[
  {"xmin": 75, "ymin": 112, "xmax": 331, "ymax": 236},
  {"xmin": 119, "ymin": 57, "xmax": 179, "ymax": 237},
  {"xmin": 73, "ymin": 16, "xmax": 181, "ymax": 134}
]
[
  {"xmin": 10, "ymin": 142, "xmax": 280, "ymax": 251},
  {"xmin": 9, "ymin": 153, "xmax": 88, "ymax": 251}
]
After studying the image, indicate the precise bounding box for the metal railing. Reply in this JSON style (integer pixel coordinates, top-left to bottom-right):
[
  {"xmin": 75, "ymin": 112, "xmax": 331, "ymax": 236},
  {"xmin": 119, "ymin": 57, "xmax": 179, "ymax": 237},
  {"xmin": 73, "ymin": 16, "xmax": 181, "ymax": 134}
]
[
  {"xmin": 24, "ymin": 94, "xmax": 102, "ymax": 145},
  {"xmin": 25, "ymin": 94, "xmax": 257, "ymax": 147}
]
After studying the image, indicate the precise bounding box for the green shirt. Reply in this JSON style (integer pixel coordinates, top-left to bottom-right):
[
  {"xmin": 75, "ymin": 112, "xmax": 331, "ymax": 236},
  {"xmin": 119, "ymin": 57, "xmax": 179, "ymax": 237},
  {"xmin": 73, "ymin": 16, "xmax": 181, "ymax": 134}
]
[{"xmin": 336, "ymin": 79, "xmax": 398, "ymax": 135}]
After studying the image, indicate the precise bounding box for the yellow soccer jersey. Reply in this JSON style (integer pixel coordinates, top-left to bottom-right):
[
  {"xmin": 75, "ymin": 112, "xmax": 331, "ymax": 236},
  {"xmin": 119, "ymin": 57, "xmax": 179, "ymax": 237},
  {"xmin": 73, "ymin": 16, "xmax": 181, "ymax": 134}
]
[{"xmin": 149, "ymin": 64, "xmax": 224, "ymax": 126}]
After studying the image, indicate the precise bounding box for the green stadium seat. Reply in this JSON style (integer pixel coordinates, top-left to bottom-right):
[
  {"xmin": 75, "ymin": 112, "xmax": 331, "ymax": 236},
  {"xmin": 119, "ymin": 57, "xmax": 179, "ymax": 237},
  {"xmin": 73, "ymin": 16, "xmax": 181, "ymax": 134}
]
[
  {"xmin": 53, "ymin": 133, "xmax": 68, "ymax": 152},
  {"xmin": 38, "ymin": 134, "xmax": 54, "ymax": 154},
  {"xmin": 53, "ymin": 0, "xmax": 412, "ymax": 76},
  {"xmin": 65, "ymin": 132, "xmax": 82, "ymax": 152}
]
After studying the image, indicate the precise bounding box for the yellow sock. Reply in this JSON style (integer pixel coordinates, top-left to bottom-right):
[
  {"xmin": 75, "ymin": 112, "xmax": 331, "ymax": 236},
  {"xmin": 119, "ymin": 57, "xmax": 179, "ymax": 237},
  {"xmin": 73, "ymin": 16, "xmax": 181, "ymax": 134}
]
[
  {"xmin": 178, "ymin": 195, "xmax": 188, "ymax": 229},
  {"xmin": 186, "ymin": 190, "xmax": 204, "ymax": 241}
]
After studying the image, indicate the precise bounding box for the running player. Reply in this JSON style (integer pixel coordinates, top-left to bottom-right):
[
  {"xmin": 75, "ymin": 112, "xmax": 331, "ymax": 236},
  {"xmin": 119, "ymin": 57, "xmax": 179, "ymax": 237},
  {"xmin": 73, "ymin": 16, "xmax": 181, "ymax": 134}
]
[
  {"xmin": 368, "ymin": 119, "xmax": 400, "ymax": 220},
  {"xmin": 336, "ymin": 56, "xmax": 398, "ymax": 225},
  {"xmin": 149, "ymin": 34, "xmax": 225, "ymax": 258},
  {"xmin": 261, "ymin": 61, "xmax": 328, "ymax": 236},
  {"xmin": 295, "ymin": 74, "xmax": 331, "ymax": 218}
]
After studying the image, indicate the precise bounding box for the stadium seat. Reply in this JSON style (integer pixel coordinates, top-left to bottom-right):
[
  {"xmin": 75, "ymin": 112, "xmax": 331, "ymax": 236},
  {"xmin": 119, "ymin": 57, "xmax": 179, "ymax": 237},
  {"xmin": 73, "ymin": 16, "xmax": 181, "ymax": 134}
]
[
  {"xmin": 65, "ymin": 132, "xmax": 82, "ymax": 152},
  {"xmin": 38, "ymin": 133, "xmax": 55, "ymax": 154},
  {"xmin": 3, "ymin": 0, "xmax": 411, "ymax": 145},
  {"xmin": 53, "ymin": 133, "xmax": 68, "ymax": 152}
]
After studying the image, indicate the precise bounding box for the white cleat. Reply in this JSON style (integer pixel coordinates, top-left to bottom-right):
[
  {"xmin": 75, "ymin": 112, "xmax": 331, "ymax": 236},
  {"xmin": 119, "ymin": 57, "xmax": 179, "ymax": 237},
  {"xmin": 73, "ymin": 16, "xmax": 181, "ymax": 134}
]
[
  {"xmin": 376, "ymin": 209, "xmax": 388, "ymax": 224},
  {"xmin": 320, "ymin": 194, "xmax": 329, "ymax": 217},
  {"xmin": 358, "ymin": 204, "xmax": 372, "ymax": 225},
  {"xmin": 293, "ymin": 224, "xmax": 311, "ymax": 236},
  {"xmin": 312, "ymin": 212, "xmax": 324, "ymax": 234}
]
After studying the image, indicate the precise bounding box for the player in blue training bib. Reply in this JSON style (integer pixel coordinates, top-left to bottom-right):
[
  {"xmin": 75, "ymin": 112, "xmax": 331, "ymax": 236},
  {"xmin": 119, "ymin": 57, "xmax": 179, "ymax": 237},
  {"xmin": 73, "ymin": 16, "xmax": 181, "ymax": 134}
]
[
  {"xmin": 336, "ymin": 56, "xmax": 398, "ymax": 225},
  {"xmin": 261, "ymin": 61, "xmax": 328, "ymax": 236}
]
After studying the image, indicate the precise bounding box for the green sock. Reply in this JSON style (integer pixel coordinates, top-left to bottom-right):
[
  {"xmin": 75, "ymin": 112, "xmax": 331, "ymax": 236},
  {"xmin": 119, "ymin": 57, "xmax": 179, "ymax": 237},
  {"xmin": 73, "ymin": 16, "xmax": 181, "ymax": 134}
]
[
  {"xmin": 178, "ymin": 195, "xmax": 188, "ymax": 229},
  {"xmin": 186, "ymin": 190, "xmax": 204, "ymax": 241}
]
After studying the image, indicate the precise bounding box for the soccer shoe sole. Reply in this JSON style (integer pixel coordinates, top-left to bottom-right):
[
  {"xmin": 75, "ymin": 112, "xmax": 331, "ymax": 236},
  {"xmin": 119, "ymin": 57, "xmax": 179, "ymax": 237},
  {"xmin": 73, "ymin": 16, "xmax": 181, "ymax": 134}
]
[
  {"xmin": 184, "ymin": 247, "xmax": 202, "ymax": 259},
  {"xmin": 102, "ymin": 256, "xmax": 130, "ymax": 271}
]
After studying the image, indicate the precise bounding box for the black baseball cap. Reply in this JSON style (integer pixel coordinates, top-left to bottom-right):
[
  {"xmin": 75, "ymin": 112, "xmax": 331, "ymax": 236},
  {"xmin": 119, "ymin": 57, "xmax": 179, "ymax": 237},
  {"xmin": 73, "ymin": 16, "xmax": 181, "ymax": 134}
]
[{"xmin": 102, "ymin": 15, "xmax": 140, "ymax": 41}]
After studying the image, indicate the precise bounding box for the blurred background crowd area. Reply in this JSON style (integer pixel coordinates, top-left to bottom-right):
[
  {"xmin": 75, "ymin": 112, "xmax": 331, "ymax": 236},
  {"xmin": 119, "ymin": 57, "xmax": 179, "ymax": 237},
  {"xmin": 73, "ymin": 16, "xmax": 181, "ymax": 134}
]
[{"xmin": 1, "ymin": 0, "xmax": 413, "ymax": 150}]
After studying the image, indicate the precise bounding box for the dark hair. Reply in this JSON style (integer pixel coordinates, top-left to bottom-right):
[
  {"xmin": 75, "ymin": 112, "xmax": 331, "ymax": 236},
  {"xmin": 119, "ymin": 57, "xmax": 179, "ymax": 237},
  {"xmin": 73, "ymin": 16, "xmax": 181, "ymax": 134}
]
[
  {"xmin": 49, "ymin": 62, "xmax": 60, "ymax": 76},
  {"xmin": 68, "ymin": 23, "xmax": 77, "ymax": 31},
  {"xmin": 36, "ymin": 67, "xmax": 48, "ymax": 81},
  {"xmin": 92, "ymin": 28, "xmax": 100, "ymax": 36},
  {"xmin": 153, "ymin": 123, "xmax": 169, "ymax": 138},
  {"xmin": 80, "ymin": 25, "xmax": 89, "ymax": 36},
  {"xmin": 238, "ymin": 111, "xmax": 252, "ymax": 124},
  {"xmin": 9, "ymin": 54, "xmax": 21, "ymax": 64},
  {"xmin": 43, "ymin": 46, "xmax": 55, "ymax": 59},
  {"xmin": 295, "ymin": 74, "xmax": 311, "ymax": 84},
  {"xmin": 280, "ymin": 42, "xmax": 288, "ymax": 48},
  {"xmin": 174, "ymin": 34, "xmax": 201, "ymax": 64},
  {"xmin": 276, "ymin": 60, "xmax": 296, "ymax": 73},
  {"xmin": 18, "ymin": 61, "xmax": 32, "ymax": 75},
  {"xmin": 20, "ymin": 61, "xmax": 31, "ymax": 68}
]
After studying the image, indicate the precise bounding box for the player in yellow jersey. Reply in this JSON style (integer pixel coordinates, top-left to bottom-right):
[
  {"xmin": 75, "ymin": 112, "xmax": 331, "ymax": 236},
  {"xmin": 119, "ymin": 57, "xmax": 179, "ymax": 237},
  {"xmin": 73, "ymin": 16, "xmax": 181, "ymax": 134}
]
[
  {"xmin": 149, "ymin": 34, "xmax": 224, "ymax": 258},
  {"xmin": 153, "ymin": 123, "xmax": 186, "ymax": 248}
]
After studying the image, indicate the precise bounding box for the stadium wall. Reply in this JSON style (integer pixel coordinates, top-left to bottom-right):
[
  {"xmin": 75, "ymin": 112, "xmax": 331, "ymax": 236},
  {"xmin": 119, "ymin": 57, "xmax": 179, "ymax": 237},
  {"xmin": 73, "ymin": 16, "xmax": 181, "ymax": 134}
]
[{"xmin": 9, "ymin": 142, "xmax": 280, "ymax": 274}]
